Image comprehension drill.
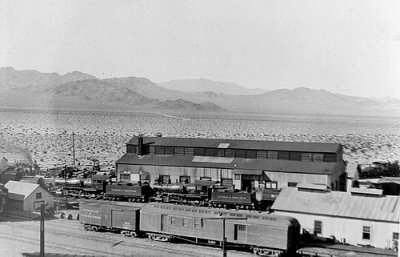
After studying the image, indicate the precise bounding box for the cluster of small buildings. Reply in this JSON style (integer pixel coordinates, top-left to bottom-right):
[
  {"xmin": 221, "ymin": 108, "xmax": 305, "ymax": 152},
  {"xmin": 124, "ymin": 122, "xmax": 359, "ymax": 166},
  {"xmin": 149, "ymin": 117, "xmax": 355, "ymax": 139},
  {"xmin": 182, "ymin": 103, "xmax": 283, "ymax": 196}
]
[{"xmin": 117, "ymin": 135, "xmax": 399, "ymax": 251}]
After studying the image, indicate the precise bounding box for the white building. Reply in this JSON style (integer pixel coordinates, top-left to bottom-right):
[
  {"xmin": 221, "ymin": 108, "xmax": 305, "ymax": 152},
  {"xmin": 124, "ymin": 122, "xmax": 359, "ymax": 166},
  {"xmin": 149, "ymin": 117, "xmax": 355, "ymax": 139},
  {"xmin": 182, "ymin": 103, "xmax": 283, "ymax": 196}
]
[
  {"xmin": 5, "ymin": 181, "xmax": 54, "ymax": 212},
  {"xmin": 272, "ymin": 185, "xmax": 400, "ymax": 250}
]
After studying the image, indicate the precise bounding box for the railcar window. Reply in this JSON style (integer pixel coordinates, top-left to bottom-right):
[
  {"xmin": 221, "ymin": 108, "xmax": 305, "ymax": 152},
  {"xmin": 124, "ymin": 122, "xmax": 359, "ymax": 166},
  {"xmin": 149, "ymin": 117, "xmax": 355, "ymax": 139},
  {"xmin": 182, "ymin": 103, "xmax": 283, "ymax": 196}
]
[
  {"xmin": 289, "ymin": 152, "xmax": 302, "ymax": 161},
  {"xmin": 155, "ymin": 146, "xmax": 165, "ymax": 155},
  {"xmin": 237, "ymin": 225, "xmax": 246, "ymax": 231},
  {"xmin": 204, "ymin": 148, "xmax": 215, "ymax": 156},
  {"xmin": 362, "ymin": 226, "xmax": 371, "ymax": 240},
  {"xmin": 182, "ymin": 218, "xmax": 189, "ymax": 228},
  {"xmin": 194, "ymin": 148, "xmax": 205, "ymax": 156},
  {"xmin": 278, "ymin": 151, "xmax": 289, "ymax": 160},
  {"xmin": 194, "ymin": 218, "xmax": 203, "ymax": 229},
  {"xmin": 171, "ymin": 217, "xmax": 178, "ymax": 226},
  {"xmin": 235, "ymin": 149, "xmax": 246, "ymax": 158},
  {"xmin": 225, "ymin": 149, "xmax": 234, "ymax": 157},
  {"xmin": 312, "ymin": 153, "xmax": 324, "ymax": 162}
]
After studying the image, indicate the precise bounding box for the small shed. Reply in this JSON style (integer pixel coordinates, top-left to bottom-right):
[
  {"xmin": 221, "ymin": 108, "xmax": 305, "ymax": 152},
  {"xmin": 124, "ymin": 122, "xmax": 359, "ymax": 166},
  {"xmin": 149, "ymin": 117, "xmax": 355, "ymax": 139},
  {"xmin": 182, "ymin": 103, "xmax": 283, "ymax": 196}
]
[{"xmin": 5, "ymin": 181, "xmax": 54, "ymax": 212}]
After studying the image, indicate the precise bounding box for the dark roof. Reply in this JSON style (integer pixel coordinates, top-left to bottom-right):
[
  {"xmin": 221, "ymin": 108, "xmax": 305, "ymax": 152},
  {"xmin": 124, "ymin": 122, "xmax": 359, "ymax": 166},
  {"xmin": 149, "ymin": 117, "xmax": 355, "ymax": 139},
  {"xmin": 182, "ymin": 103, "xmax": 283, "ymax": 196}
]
[
  {"xmin": 128, "ymin": 136, "xmax": 341, "ymax": 153},
  {"xmin": 116, "ymin": 153, "xmax": 338, "ymax": 175}
]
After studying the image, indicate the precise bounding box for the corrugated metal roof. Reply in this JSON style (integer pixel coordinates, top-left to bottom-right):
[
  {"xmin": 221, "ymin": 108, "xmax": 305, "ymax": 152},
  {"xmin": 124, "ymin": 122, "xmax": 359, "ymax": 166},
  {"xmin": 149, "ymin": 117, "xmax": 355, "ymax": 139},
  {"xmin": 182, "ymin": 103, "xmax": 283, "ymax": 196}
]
[
  {"xmin": 116, "ymin": 153, "xmax": 337, "ymax": 175},
  {"xmin": 5, "ymin": 181, "xmax": 39, "ymax": 200},
  {"xmin": 128, "ymin": 136, "xmax": 341, "ymax": 153},
  {"xmin": 272, "ymin": 187, "xmax": 400, "ymax": 222}
]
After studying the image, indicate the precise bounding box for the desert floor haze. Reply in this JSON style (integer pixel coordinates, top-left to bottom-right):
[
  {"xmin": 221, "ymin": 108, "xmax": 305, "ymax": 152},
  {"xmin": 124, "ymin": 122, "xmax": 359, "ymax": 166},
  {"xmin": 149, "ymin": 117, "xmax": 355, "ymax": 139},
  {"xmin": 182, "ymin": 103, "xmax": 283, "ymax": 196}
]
[{"xmin": 0, "ymin": 109, "xmax": 399, "ymax": 169}]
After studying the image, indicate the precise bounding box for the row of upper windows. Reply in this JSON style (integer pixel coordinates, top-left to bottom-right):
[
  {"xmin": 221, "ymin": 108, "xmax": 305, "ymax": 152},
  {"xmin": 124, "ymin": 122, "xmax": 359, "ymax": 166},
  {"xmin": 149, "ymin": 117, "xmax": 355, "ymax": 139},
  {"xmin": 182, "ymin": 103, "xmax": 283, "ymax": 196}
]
[{"xmin": 127, "ymin": 145, "xmax": 338, "ymax": 162}]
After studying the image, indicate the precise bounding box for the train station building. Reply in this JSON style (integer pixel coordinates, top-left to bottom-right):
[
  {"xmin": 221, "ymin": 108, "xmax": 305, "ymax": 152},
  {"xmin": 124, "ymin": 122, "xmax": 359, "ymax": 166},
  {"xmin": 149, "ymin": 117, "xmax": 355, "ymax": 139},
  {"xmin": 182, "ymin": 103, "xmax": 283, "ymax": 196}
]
[
  {"xmin": 272, "ymin": 185, "xmax": 400, "ymax": 250},
  {"xmin": 116, "ymin": 135, "xmax": 347, "ymax": 191}
]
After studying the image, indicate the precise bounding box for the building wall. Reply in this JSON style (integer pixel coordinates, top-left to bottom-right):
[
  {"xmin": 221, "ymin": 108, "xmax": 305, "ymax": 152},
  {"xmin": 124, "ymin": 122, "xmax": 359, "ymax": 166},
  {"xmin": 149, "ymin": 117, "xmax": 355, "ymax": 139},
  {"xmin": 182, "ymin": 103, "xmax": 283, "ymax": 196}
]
[
  {"xmin": 274, "ymin": 211, "xmax": 398, "ymax": 250},
  {"xmin": 117, "ymin": 164, "xmax": 233, "ymax": 186},
  {"xmin": 23, "ymin": 187, "xmax": 54, "ymax": 212},
  {"xmin": 264, "ymin": 171, "xmax": 328, "ymax": 189}
]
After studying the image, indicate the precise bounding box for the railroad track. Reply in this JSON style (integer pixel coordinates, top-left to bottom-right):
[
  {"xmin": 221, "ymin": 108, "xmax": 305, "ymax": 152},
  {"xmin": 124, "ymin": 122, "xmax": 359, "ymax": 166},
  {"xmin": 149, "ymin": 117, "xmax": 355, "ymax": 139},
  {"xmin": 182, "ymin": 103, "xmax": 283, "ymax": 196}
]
[{"xmin": 0, "ymin": 220, "xmax": 233, "ymax": 257}]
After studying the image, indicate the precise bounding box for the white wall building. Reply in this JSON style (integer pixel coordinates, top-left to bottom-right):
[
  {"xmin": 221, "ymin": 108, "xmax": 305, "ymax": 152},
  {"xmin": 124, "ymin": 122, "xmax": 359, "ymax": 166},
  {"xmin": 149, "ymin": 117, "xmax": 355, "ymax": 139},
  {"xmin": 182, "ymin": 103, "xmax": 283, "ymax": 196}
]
[
  {"xmin": 5, "ymin": 181, "xmax": 54, "ymax": 212},
  {"xmin": 272, "ymin": 185, "xmax": 400, "ymax": 250}
]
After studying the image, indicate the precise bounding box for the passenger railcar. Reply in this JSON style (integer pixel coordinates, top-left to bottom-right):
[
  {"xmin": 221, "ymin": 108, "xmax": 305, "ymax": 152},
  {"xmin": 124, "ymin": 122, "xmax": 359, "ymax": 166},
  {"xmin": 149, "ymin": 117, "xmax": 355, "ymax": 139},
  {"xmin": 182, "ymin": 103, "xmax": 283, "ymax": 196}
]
[{"xmin": 140, "ymin": 203, "xmax": 300, "ymax": 256}]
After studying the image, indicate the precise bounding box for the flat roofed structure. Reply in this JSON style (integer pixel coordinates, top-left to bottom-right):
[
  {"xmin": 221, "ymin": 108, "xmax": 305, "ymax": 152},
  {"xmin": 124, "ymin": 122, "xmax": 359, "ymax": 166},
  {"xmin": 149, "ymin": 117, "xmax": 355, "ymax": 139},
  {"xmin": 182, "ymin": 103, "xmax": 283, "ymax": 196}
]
[
  {"xmin": 117, "ymin": 136, "xmax": 347, "ymax": 192},
  {"xmin": 272, "ymin": 187, "xmax": 400, "ymax": 249}
]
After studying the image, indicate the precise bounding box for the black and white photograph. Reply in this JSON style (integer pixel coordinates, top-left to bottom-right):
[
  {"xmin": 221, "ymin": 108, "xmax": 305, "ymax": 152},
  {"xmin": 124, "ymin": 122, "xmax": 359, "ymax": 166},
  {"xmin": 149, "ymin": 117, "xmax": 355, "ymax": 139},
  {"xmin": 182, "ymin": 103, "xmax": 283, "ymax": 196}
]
[{"xmin": 1, "ymin": 0, "xmax": 400, "ymax": 256}]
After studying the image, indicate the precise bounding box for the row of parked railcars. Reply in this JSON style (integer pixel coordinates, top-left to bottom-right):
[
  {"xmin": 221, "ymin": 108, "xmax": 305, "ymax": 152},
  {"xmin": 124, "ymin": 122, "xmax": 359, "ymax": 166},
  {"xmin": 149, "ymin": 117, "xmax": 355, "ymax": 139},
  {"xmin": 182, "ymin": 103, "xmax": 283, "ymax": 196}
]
[
  {"xmin": 80, "ymin": 201, "xmax": 300, "ymax": 256},
  {"xmin": 58, "ymin": 174, "xmax": 279, "ymax": 210}
]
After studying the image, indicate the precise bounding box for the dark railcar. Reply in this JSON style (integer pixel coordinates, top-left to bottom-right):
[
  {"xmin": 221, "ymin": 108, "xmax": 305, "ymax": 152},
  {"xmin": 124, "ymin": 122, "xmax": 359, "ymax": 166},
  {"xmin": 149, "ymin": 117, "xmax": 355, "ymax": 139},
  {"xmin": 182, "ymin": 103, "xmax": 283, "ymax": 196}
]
[
  {"xmin": 210, "ymin": 190, "xmax": 257, "ymax": 209},
  {"xmin": 80, "ymin": 201, "xmax": 142, "ymax": 237},
  {"xmin": 105, "ymin": 183, "xmax": 152, "ymax": 202}
]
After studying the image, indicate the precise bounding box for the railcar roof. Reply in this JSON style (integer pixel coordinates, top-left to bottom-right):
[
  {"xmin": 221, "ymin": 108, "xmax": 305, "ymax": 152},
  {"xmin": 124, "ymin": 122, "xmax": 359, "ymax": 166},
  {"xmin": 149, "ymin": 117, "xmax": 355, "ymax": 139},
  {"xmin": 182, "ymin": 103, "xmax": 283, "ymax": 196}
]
[
  {"xmin": 141, "ymin": 203, "xmax": 298, "ymax": 227},
  {"xmin": 116, "ymin": 153, "xmax": 337, "ymax": 175},
  {"xmin": 128, "ymin": 136, "xmax": 341, "ymax": 153}
]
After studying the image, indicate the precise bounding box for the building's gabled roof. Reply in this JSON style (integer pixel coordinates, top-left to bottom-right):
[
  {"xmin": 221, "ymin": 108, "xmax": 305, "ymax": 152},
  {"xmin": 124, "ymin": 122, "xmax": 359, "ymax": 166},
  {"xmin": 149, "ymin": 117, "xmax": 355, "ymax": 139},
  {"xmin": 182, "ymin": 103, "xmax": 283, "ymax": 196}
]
[
  {"xmin": 272, "ymin": 187, "xmax": 400, "ymax": 223},
  {"xmin": 116, "ymin": 153, "xmax": 337, "ymax": 175},
  {"xmin": 5, "ymin": 181, "xmax": 39, "ymax": 201},
  {"xmin": 128, "ymin": 136, "xmax": 341, "ymax": 153}
]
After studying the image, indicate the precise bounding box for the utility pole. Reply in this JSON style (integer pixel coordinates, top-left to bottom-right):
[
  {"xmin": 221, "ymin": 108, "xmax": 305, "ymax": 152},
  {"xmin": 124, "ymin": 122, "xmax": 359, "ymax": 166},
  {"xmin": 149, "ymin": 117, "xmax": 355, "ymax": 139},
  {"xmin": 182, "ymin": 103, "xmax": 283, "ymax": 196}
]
[
  {"xmin": 34, "ymin": 200, "xmax": 45, "ymax": 257},
  {"xmin": 40, "ymin": 203, "xmax": 44, "ymax": 257},
  {"xmin": 205, "ymin": 216, "xmax": 247, "ymax": 257},
  {"xmin": 72, "ymin": 132, "xmax": 75, "ymax": 166}
]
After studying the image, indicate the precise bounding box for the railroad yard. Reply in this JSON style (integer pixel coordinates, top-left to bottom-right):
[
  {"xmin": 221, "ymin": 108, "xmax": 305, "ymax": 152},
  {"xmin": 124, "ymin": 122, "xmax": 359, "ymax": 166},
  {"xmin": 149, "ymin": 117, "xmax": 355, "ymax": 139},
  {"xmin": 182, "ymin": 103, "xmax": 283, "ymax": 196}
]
[{"xmin": 0, "ymin": 215, "xmax": 254, "ymax": 257}]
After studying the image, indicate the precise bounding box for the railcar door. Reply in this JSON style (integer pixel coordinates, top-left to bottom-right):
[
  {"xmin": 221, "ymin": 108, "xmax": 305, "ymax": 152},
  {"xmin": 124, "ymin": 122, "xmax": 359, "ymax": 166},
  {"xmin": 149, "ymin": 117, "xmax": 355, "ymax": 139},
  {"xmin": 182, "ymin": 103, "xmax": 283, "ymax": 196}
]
[
  {"xmin": 234, "ymin": 224, "xmax": 247, "ymax": 242},
  {"xmin": 161, "ymin": 214, "xmax": 168, "ymax": 231}
]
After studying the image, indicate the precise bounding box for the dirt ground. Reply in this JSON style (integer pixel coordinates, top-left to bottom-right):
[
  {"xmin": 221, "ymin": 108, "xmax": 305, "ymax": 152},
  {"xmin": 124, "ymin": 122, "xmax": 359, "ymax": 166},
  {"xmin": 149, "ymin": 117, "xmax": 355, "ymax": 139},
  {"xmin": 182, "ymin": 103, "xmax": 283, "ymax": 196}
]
[{"xmin": 0, "ymin": 216, "xmax": 254, "ymax": 257}]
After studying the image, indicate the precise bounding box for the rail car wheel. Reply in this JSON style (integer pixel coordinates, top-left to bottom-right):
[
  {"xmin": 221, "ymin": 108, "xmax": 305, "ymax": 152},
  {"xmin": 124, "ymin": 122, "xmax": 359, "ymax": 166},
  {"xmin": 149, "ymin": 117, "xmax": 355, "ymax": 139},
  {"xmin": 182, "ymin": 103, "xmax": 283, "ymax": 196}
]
[
  {"xmin": 130, "ymin": 231, "xmax": 137, "ymax": 237},
  {"xmin": 252, "ymin": 247, "xmax": 259, "ymax": 255}
]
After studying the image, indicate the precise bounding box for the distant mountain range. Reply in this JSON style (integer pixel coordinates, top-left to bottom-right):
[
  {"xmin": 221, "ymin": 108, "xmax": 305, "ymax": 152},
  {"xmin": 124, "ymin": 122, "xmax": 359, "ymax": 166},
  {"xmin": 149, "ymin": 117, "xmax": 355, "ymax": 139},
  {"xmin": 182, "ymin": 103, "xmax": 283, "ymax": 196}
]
[
  {"xmin": 1, "ymin": 67, "xmax": 399, "ymax": 117},
  {"xmin": 158, "ymin": 79, "xmax": 268, "ymax": 95}
]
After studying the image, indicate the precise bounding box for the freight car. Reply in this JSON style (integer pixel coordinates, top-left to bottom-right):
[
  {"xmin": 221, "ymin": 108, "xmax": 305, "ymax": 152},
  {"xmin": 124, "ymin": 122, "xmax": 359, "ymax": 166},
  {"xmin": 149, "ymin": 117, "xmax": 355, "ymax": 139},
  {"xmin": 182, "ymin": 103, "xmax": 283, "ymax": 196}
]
[
  {"xmin": 80, "ymin": 202, "xmax": 300, "ymax": 256},
  {"xmin": 80, "ymin": 201, "xmax": 144, "ymax": 237}
]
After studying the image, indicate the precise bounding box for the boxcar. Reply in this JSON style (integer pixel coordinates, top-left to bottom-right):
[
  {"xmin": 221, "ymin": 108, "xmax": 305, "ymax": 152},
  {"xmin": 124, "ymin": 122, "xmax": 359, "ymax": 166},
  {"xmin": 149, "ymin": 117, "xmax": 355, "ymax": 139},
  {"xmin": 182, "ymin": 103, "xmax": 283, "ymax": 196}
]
[
  {"xmin": 79, "ymin": 201, "xmax": 142, "ymax": 237},
  {"xmin": 140, "ymin": 203, "xmax": 300, "ymax": 256}
]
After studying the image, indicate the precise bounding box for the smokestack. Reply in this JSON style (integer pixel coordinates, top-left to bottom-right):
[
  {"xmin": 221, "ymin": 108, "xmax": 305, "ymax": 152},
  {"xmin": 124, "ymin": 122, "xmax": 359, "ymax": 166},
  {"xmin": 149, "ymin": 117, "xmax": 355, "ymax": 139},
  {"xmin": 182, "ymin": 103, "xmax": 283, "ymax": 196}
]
[{"xmin": 138, "ymin": 134, "xmax": 144, "ymax": 156}]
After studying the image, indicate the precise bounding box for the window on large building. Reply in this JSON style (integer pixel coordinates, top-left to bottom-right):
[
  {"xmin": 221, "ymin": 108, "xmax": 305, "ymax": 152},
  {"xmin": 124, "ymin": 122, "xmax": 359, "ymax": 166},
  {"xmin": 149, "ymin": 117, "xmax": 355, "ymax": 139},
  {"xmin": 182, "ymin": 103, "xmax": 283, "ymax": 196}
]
[
  {"xmin": 221, "ymin": 178, "xmax": 233, "ymax": 186},
  {"xmin": 312, "ymin": 153, "xmax": 324, "ymax": 162},
  {"xmin": 216, "ymin": 149, "xmax": 225, "ymax": 157},
  {"xmin": 235, "ymin": 149, "xmax": 246, "ymax": 158},
  {"xmin": 289, "ymin": 152, "xmax": 302, "ymax": 161},
  {"xmin": 225, "ymin": 149, "xmax": 234, "ymax": 157},
  {"xmin": 323, "ymin": 153, "xmax": 337, "ymax": 162},
  {"xmin": 267, "ymin": 151, "xmax": 278, "ymax": 159},
  {"xmin": 194, "ymin": 148, "xmax": 205, "ymax": 156},
  {"xmin": 159, "ymin": 175, "xmax": 170, "ymax": 184},
  {"xmin": 362, "ymin": 226, "xmax": 371, "ymax": 240},
  {"xmin": 120, "ymin": 174, "xmax": 130, "ymax": 181},
  {"xmin": 266, "ymin": 181, "xmax": 278, "ymax": 189},
  {"xmin": 234, "ymin": 174, "xmax": 241, "ymax": 180},
  {"xmin": 204, "ymin": 148, "xmax": 215, "ymax": 156},
  {"xmin": 155, "ymin": 146, "xmax": 165, "ymax": 155},
  {"xmin": 314, "ymin": 220, "xmax": 322, "ymax": 234},
  {"xmin": 246, "ymin": 150, "xmax": 257, "ymax": 159},
  {"xmin": 301, "ymin": 153, "xmax": 312, "ymax": 161},
  {"xmin": 278, "ymin": 151, "xmax": 289, "ymax": 160},
  {"xmin": 36, "ymin": 192, "xmax": 42, "ymax": 199},
  {"xmin": 256, "ymin": 151, "xmax": 267, "ymax": 159},
  {"xmin": 164, "ymin": 146, "xmax": 174, "ymax": 155},
  {"xmin": 180, "ymin": 176, "xmax": 190, "ymax": 184}
]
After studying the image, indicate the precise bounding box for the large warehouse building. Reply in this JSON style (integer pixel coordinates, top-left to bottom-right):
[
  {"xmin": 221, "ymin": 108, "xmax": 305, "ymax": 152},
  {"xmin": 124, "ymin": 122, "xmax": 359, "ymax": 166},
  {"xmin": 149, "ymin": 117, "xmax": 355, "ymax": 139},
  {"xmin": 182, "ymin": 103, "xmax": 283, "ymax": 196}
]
[{"xmin": 116, "ymin": 135, "xmax": 347, "ymax": 191}]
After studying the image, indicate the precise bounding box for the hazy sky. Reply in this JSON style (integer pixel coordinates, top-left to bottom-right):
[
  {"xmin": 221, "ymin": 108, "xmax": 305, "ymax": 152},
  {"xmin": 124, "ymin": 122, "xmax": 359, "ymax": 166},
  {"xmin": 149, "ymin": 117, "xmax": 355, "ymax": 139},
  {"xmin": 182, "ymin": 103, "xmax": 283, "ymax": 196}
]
[{"xmin": 1, "ymin": 0, "xmax": 399, "ymax": 98}]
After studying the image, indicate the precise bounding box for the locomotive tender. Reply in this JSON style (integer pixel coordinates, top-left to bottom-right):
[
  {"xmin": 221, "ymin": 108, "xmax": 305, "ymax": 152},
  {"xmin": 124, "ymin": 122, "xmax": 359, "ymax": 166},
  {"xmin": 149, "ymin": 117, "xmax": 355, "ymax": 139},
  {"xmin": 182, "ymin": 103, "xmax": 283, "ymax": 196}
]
[{"xmin": 80, "ymin": 201, "xmax": 300, "ymax": 256}]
